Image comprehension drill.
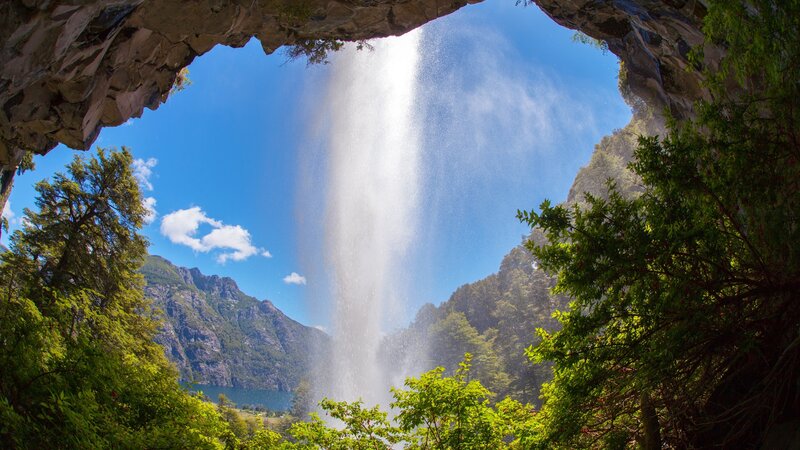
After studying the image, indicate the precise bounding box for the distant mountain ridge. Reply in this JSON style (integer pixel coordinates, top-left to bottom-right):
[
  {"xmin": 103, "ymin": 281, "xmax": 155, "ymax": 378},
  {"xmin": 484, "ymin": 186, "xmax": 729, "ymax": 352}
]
[{"xmin": 142, "ymin": 255, "xmax": 327, "ymax": 391}]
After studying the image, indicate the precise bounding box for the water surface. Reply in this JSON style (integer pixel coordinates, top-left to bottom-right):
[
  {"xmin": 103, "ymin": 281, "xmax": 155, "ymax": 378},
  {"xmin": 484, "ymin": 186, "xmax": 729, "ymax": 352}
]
[{"xmin": 184, "ymin": 383, "xmax": 293, "ymax": 411}]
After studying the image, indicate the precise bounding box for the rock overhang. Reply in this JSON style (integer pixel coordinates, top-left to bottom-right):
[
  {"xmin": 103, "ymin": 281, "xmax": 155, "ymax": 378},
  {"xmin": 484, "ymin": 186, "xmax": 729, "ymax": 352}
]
[{"xmin": 0, "ymin": 0, "xmax": 722, "ymax": 206}]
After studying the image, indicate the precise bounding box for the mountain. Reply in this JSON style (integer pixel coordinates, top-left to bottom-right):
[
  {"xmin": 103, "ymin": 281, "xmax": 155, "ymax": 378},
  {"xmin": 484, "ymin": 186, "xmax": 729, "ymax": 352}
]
[
  {"xmin": 381, "ymin": 229, "xmax": 568, "ymax": 404},
  {"xmin": 384, "ymin": 105, "xmax": 664, "ymax": 404},
  {"xmin": 140, "ymin": 104, "xmax": 660, "ymax": 399},
  {"xmin": 142, "ymin": 255, "xmax": 327, "ymax": 391}
]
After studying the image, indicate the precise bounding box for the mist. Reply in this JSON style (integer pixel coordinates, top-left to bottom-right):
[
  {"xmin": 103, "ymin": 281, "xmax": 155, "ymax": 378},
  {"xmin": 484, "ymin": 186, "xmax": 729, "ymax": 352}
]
[
  {"xmin": 309, "ymin": 30, "xmax": 425, "ymax": 406},
  {"xmin": 295, "ymin": 14, "xmax": 624, "ymax": 410}
]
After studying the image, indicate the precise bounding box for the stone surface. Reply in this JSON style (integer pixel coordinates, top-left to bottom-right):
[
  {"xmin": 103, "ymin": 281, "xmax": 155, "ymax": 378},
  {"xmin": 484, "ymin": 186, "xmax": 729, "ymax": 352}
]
[
  {"xmin": 0, "ymin": 0, "xmax": 476, "ymax": 166},
  {"xmin": 533, "ymin": 0, "xmax": 722, "ymax": 118},
  {"xmin": 0, "ymin": 0, "xmax": 722, "ymax": 203}
]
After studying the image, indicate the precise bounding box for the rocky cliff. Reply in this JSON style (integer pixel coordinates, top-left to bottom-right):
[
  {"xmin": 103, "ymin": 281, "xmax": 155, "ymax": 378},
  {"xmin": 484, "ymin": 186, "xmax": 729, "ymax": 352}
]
[
  {"xmin": 1, "ymin": 0, "xmax": 720, "ymax": 208},
  {"xmin": 142, "ymin": 255, "xmax": 327, "ymax": 391}
]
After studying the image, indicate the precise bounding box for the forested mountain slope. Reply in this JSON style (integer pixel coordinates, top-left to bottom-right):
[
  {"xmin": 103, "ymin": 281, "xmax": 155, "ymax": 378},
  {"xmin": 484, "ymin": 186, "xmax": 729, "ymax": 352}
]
[
  {"xmin": 385, "ymin": 105, "xmax": 662, "ymax": 404},
  {"xmin": 142, "ymin": 255, "xmax": 327, "ymax": 391}
]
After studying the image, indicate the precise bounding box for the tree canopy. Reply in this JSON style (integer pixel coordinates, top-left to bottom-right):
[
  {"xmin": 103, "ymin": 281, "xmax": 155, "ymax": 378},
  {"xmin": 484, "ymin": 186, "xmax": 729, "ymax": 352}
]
[
  {"xmin": 517, "ymin": 0, "xmax": 800, "ymax": 446},
  {"xmin": 3, "ymin": 1, "xmax": 799, "ymax": 448},
  {"xmin": 0, "ymin": 148, "xmax": 230, "ymax": 448}
]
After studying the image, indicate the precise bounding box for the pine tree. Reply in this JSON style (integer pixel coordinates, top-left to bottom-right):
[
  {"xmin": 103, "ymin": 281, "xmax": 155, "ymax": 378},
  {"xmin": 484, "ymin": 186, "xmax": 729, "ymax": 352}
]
[{"xmin": 0, "ymin": 148, "xmax": 228, "ymax": 449}]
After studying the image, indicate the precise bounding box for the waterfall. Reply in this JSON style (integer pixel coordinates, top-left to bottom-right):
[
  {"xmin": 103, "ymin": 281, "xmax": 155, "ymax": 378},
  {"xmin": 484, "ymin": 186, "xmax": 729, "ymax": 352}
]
[{"xmin": 319, "ymin": 30, "xmax": 423, "ymax": 406}]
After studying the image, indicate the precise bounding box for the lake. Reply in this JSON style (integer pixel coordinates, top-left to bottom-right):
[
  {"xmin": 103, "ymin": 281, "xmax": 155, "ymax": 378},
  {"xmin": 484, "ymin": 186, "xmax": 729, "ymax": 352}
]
[{"xmin": 183, "ymin": 383, "xmax": 293, "ymax": 411}]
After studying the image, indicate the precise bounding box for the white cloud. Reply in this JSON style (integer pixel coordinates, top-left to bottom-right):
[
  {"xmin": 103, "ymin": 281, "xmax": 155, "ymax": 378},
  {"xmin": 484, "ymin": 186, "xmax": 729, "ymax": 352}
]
[
  {"xmin": 142, "ymin": 197, "xmax": 157, "ymax": 224},
  {"xmin": 202, "ymin": 224, "xmax": 258, "ymax": 263},
  {"xmin": 161, "ymin": 207, "xmax": 218, "ymax": 251},
  {"xmin": 131, "ymin": 158, "xmax": 159, "ymax": 224},
  {"xmin": 313, "ymin": 324, "xmax": 328, "ymax": 333},
  {"xmin": 160, "ymin": 206, "xmax": 271, "ymax": 263},
  {"xmin": 283, "ymin": 272, "xmax": 307, "ymax": 285},
  {"xmin": 132, "ymin": 157, "xmax": 157, "ymax": 191},
  {"xmin": 2, "ymin": 200, "xmax": 15, "ymax": 223},
  {"xmin": 122, "ymin": 119, "xmax": 134, "ymax": 127}
]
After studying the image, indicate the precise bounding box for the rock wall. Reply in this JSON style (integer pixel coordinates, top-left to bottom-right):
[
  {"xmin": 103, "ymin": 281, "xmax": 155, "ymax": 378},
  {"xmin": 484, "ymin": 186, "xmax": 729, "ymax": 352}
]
[
  {"xmin": 536, "ymin": 0, "xmax": 722, "ymax": 117},
  {"xmin": 0, "ymin": 0, "xmax": 478, "ymax": 206},
  {"xmin": 0, "ymin": 0, "xmax": 722, "ymax": 206}
]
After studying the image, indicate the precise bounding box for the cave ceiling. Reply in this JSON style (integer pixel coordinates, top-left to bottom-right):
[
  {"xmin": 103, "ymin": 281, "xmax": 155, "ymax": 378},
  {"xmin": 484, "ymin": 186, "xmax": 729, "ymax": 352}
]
[{"xmin": 0, "ymin": 0, "xmax": 721, "ymax": 204}]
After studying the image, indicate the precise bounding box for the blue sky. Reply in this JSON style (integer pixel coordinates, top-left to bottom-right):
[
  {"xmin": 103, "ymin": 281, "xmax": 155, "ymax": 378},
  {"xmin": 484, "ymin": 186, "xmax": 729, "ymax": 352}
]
[{"xmin": 2, "ymin": 0, "xmax": 630, "ymax": 328}]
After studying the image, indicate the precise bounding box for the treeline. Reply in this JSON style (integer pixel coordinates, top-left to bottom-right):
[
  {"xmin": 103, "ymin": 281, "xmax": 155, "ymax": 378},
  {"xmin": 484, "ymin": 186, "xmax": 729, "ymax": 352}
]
[{"xmin": 381, "ymin": 240, "xmax": 567, "ymax": 404}]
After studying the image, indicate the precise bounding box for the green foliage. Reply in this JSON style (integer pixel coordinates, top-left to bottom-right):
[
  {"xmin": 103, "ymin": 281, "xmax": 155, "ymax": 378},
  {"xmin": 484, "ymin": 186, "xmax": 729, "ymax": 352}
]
[
  {"xmin": 289, "ymin": 398, "xmax": 403, "ymax": 449},
  {"xmin": 16, "ymin": 151, "xmax": 35, "ymax": 176},
  {"xmin": 380, "ymin": 113, "xmax": 663, "ymax": 406},
  {"xmin": 275, "ymin": 1, "xmax": 368, "ymax": 66},
  {"xmin": 290, "ymin": 379, "xmax": 313, "ymax": 419},
  {"xmin": 517, "ymin": 1, "xmax": 800, "ymax": 446},
  {"xmin": 169, "ymin": 67, "xmax": 192, "ymax": 97},
  {"xmin": 285, "ymin": 39, "xmax": 344, "ymax": 65},
  {"xmin": 285, "ymin": 39, "xmax": 373, "ymax": 66},
  {"xmin": 279, "ymin": 355, "xmax": 536, "ymax": 449},
  {"xmin": 174, "ymin": 356, "xmax": 541, "ymax": 449},
  {"xmin": 240, "ymin": 429, "xmax": 284, "ymax": 450},
  {"xmin": 701, "ymin": 0, "xmax": 800, "ymax": 93},
  {"xmin": 0, "ymin": 148, "xmax": 230, "ymax": 448},
  {"xmin": 215, "ymin": 394, "xmax": 267, "ymax": 448},
  {"xmin": 616, "ymin": 62, "xmax": 649, "ymax": 115},
  {"xmin": 383, "ymin": 236, "xmax": 574, "ymax": 405},
  {"xmin": 571, "ymin": 31, "xmax": 609, "ymax": 54},
  {"xmin": 392, "ymin": 354, "xmax": 510, "ymax": 449},
  {"xmin": 140, "ymin": 254, "xmax": 189, "ymax": 287},
  {"xmin": 489, "ymin": 246, "xmax": 562, "ymax": 403},
  {"xmin": 428, "ymin": 312, "xmax": 511, "ymax": 396},
  {"xmin": 382, "ymin": 241, "xmax": 570, "ymax": 405}
]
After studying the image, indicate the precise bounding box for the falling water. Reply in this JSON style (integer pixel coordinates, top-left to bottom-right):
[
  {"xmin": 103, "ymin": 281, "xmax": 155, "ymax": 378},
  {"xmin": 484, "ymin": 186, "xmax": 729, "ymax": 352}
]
[{"xmin": 320, "ymin": 30, "xmax": 423, "ymax": 406}]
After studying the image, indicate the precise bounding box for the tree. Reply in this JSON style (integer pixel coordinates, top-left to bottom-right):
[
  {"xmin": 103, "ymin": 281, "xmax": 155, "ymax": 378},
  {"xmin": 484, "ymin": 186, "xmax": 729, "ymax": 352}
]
[
  {"xmin": 269, "ymin": 356, "xmax": 535, "ymax": 449},
  {"xmin": 169, "ymin": 67, "xmax": 192, "ymax": 97},
  {"xmin": 288, "ymin": 398, "xmax": 403, "ymax": 449},
  {"xmin": 0, "ymin": 148, "xmax": 229, "ymax": 448},
  {"xmin": 392, "ymin": 354, "xmax": 507, "ymax": 449},
  {"xmin": 428, "ymin": 312, "xmax": 511, "ymax": 396},
  {"xmin": 240, "ymin": 429, "xmax": 284, "ymax": 450},
  {"xmin": 284, "ymin": 39, "xmax": 373, "ymax": 66},
  {"xmin": 517, "ymin": 1, "xmax": 800, "ymax": 446},
  {"xmin": 290, "ymin": 378, "xmax": 313, "ymax": 419},
  {"xmin": 392, "ymin": 353, "xmax": 538, "ymax": 450}
]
